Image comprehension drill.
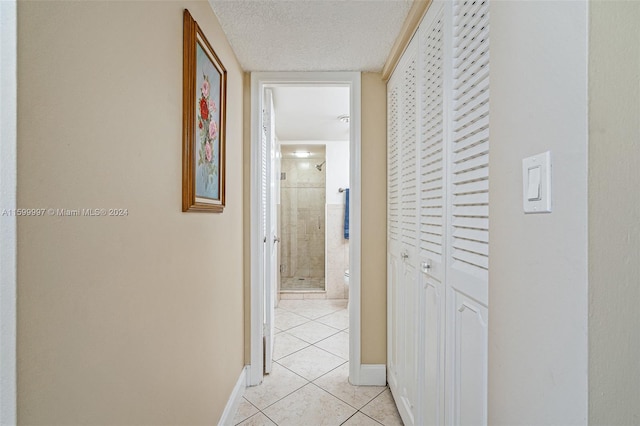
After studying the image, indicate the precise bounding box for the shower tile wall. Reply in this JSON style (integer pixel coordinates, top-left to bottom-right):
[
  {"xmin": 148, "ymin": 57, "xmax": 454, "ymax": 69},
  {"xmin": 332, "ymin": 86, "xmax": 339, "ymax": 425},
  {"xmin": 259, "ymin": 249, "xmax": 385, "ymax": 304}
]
[{"xmin": 280, "ymin": 159, "xmax": 325, "ymax": 286}]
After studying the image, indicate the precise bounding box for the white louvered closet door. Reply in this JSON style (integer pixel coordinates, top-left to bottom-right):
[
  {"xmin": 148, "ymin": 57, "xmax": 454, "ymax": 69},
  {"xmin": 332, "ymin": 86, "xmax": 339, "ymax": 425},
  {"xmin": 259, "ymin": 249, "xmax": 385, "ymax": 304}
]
[
  {"xmin": 445, "ymin": 0, "xmax": 489, "ymax": 424},
  {"xmin": 386, "ymin": 66, "xmax": 402, "ymax": 396},
  {"xmin": 417, "ymin": 2, "xmax": 447, "ymax": 425},
  {"xmin": 396, "ymin": 36, "xmax": 421, "ymax": 426},
  {"xmin": 387, "ymin": 0, "xmax": 489, "ymax": 425}
]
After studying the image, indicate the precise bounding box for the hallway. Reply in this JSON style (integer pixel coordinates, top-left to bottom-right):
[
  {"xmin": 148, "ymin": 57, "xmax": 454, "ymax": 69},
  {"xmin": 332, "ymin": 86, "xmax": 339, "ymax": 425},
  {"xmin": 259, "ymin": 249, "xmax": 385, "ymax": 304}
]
[{"xmin": 231, "ymin": 300, "xmax": 402, "ymax": 425}]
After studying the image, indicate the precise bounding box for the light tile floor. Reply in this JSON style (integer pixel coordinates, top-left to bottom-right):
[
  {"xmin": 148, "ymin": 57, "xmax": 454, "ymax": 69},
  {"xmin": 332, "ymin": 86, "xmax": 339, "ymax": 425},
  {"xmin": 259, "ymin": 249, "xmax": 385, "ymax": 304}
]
[{"xmin": 232, "ymin": 299, "xmax": 404, "ymax": 426}]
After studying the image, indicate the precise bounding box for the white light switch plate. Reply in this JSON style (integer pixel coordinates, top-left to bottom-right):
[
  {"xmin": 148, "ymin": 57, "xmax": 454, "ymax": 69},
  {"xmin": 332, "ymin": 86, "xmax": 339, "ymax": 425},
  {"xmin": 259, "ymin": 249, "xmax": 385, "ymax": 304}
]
[{"xmin": 522, "ymin": 151, "xmax": 551, "ymax": 214}]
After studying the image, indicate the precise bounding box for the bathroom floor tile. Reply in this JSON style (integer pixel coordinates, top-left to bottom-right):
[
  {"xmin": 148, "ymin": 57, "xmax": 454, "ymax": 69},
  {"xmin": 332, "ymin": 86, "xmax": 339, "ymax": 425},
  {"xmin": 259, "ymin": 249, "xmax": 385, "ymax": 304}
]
[
  {"xmin": 314, "ymin": 363, "xmax": 386, "ymax": 410},
  {"xmin": 316, "ymin": 309, "xmax": 349, "ymax": 330},
  {"xmin": 236, "ymin": 412, "xmax": 277, "ymax": 426},
  {"xmin": 287, "ymin": 321, "xmax": 341, "ymax": 344},
  {"xmin": 316, "ymin": 308, "xmax": 349, "ymax": 330},
  {"xmin": 278, "ymin": 346, "xmax": 346, "ymax": 381},
  {"xmin": 314, "ymin": 331, "xmax": 349, "ymax": 360},
  {"xmin": 359, "ymin": 389, "xmax": 403, "ymax": 426},
  {"xmin": 274, "ymin": 309, "xmax": 308, "ymax": 331},
  {"xmin": 232, "ymin": 398, "xmax": 259, "ymax": 425},
  {"xmin": 273, "ymin": 332, "xmax": 310, "ymax": 360},
  {"xmin": 284, "ymin": 299, "xmax": 347, "ymax": 320},
  {"xmin": 342, "ymin": 412, "xmax": 384, "ymax": 426},
  {"xmin": 243, "ymin": 363, "xmax": 307, "ymax": 411},
  {"xmin": 262, "ymin": 383, "xmax": 356, "ymax": 426}
]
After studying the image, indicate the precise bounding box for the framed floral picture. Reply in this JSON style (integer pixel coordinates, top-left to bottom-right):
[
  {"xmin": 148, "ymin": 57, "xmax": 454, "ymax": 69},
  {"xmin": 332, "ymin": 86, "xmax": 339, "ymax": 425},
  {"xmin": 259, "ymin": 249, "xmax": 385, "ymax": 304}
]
[{"xmin": 182, "ymin": 9, "xmax": 227, "ymax": 212}]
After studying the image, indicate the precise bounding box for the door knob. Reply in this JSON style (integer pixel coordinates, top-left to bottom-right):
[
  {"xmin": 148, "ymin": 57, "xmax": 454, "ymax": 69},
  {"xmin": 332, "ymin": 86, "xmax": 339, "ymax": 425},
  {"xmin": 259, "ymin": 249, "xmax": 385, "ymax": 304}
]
[
  {"xmin": 401, "ymin": 252, "xmax": 409, "ymax": 260},
  {"xmin": 273, "ymin": 235, "xmax": 280, "ymax": 244}
]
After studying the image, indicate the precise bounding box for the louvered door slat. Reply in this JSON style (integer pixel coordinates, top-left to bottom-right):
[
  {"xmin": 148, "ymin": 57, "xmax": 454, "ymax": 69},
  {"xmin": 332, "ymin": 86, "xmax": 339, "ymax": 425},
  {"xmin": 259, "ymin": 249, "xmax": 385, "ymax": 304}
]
[
  {"xmin": 452, "ymin": 248, "xmax": 488, "ymax": 270},
  {"xmin": 453, "ymin": 237, "xmax": 488, "ymax": 255},
  {"xmin": 454, "ymin": 204, "xmax": 489, "ymax": 217},
  {"xmin": 453, "ymin": 153, "xmax": 489, "ymax": 175},
  {"xmin": 454, "ymin": 21, "xmax": 489, "ymax": 63},
  {"xmin": 423, "ymin": 216, "xmax": 443, "ymax": 226},
  {"xmin": 454, "ymin": 87, "xmax": 489, "ymax": 122},
  {"xmin": 452, "ymin": 102, "xmax": 489, "ymax": 134},
  {"xmin": 452, "ymin": 128, "xmax": 489, "ymax": 152},
  {"xmin": 453, "ymin": 226, "xmax": 488, "ymax": 242},
  {"xmin": 453, "ymin": 117, "xmax": 489, "ymax": 146},
  {"xmin": 423, "ymin": 224, "xmax": 444, "ymax": 235},
  {"xmin": 452, "ymin": 214, "xmax": 488, "ymax": 231},
  {"xmin": 422, "ymin": 189, "xmax": 443, "ymax": 202},
  {"xmin": 453, "ymin": 63, "xmax": 489, "ymax": 96},
  {"xmin": 453, "ymin": 0, "xmax": 485, "ymax": 38},
  {"xmin": 452, "ymin": 169, "xmax": 488, "ymax": 187},
  {"xmin": 453, "ymin": 26, "xmax": 489, "ymax": 69}
]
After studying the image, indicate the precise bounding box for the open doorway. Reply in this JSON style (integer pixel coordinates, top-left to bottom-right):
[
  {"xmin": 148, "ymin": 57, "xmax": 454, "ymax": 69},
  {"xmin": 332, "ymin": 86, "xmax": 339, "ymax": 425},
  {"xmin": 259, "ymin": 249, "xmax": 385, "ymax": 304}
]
[
  {"xmin": 249, "ymin": 72, "xmax": 364, "ymax": 387},
  {"xmin": 275, "ymin": 84, "xmax": 351, "ymax": 303}
]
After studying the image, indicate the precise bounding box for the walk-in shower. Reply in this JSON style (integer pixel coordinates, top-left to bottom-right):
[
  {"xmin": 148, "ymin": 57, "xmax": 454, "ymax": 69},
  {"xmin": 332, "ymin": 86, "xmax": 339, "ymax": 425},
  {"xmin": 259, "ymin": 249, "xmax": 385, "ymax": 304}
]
[{"xmin": 280, "ymin": 146, "xmax": 326, "ymax": 291}]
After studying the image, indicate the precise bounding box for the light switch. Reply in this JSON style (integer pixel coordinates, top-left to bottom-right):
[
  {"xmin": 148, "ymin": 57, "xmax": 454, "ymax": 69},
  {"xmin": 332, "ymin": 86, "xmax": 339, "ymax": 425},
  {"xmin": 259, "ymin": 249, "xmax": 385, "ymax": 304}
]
[
  {"xmin": 522, "ymin": 151, "xmax": 551, "ymax": 214},
  {"xmin": 527, "ymin": 166, "xmax": 541, "ymax": 201}
]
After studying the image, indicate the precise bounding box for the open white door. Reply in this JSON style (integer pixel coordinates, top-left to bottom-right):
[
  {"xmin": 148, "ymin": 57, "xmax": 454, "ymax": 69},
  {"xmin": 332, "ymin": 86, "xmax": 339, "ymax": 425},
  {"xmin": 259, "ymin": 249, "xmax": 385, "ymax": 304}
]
[{"xmin": 263, "ymin": 88, "xmax": 277, "ymax": 374}]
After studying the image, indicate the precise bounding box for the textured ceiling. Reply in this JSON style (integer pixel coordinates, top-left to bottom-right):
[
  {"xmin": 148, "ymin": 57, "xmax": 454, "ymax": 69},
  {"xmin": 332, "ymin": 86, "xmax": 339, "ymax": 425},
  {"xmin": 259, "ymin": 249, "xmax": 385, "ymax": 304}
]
[
  {"xmin": 272, "ymin": 86, "xmax": 350, "ymax": 141},
  {"xmin": 208, "ymin": 0, "xmax": 413, "ymax": 72}
]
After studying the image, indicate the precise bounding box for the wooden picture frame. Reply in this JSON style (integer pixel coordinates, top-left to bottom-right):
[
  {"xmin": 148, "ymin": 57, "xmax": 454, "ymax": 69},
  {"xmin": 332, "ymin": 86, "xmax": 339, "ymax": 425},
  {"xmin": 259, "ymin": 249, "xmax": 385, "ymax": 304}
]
[{"xmin": 182, "ymin": 9, "xmax": 227, "ymax": 212}]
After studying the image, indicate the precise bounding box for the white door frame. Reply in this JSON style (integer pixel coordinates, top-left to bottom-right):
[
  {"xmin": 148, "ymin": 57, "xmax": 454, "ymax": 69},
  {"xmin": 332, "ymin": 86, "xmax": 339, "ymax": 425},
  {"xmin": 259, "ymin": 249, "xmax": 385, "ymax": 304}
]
[
  {"xmin": 249, "ymin": 72, "xmax": 363, "ymax": 386},
  {"xmin": 0, "ymin": 0, "xmax": 18, "ymax": 422}
]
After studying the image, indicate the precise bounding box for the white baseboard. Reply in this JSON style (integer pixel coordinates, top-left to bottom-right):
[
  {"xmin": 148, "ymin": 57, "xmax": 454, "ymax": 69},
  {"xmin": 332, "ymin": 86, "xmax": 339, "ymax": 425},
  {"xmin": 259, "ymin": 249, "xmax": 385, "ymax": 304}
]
[
  {"xmin": 218, "ymin": 366, "xmax": 247, "ymax": 426},
  {"xmin": 358, "ymin": 364, "xmax": 387, "ymax": 386}
]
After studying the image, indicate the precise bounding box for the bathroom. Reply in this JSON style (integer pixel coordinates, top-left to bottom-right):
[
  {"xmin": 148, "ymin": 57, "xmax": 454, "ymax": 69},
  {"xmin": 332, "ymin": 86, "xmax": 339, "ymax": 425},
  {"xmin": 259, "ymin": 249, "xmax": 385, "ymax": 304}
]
[{"xmin": 273, "ymin": 86, "xmax": 350, "ymax": 303}]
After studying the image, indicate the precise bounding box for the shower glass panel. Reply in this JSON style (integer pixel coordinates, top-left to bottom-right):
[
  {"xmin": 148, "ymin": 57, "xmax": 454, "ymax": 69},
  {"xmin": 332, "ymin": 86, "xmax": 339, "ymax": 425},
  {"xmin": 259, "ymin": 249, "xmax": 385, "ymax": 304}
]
[{"xmin": 280, "ymin": 150, "xmax": 326, "ymax": 291}]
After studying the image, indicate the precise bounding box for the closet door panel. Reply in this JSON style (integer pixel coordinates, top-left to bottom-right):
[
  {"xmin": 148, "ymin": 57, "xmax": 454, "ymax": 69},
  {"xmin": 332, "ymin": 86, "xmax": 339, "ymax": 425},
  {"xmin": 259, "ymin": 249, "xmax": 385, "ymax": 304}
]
[
  {"xmin": 395, "ymin": 37, "xmax": 421, "ymax": 426},
  {"xmin": 387, "ymin": 69, "xmax": 402, "ymax": 396},
  {"xmin": 417, "ymin": 3, "xmax": 447, "ymax": 425},
  {"xmin": 445, "ymin": 0, "xmax": 490, "ymax": 424},
  {"xmin": 398, "ymin": 261, "xmax": 418, "ymax": 425},
  {"xmin": 421, "ymin": 274, "xmax": 445, "ymax": 425},
  {"xmin": 449, "ymin": 289, "xmax": 488, "ymax": 425}
]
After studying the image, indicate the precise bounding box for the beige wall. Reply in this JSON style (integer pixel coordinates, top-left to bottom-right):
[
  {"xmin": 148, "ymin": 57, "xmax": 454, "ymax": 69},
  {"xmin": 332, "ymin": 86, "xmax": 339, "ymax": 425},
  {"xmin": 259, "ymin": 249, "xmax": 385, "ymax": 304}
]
[
  {"xmin": 17, "ymin": 1, "xmax": 244, "ymax": 424},
  {"xmin": 488, "ymin": 2, "xmax": 589, "ymax": 424},
  {"xmin": 589, "ymin": 2, "xmax": 640, "ymax": 423},
  {"xmin": 360, "ymin": 72, "xmax": 387, "ymax": 364}
]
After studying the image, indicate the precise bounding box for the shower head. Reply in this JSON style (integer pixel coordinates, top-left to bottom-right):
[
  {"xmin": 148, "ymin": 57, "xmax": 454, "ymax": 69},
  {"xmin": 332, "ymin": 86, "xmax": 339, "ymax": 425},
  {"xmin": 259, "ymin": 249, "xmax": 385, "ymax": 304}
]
[{"xmin": 315, "ymin": 161, "xmax": 326, "ymax": 171}]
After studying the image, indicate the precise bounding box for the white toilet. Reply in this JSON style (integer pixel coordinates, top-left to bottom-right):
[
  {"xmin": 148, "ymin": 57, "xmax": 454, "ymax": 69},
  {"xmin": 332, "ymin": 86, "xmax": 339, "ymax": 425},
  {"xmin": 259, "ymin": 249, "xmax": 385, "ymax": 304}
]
[{"xmin": 344, "ymin": 269, "xmax": 350, "ymax": 308}]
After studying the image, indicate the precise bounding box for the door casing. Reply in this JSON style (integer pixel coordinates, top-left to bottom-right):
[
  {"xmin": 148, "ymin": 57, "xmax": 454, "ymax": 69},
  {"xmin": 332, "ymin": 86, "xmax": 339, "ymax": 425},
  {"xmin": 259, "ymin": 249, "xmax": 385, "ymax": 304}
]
[{"xmin": 248, "ymin": 72, "xmax": 365, "ymax": 386}]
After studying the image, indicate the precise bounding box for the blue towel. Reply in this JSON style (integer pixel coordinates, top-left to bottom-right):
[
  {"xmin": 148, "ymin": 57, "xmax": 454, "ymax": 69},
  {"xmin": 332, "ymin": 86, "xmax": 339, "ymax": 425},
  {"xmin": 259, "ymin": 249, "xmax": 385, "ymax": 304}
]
[{"xmin": 344, "ymin": 188, "xmax": 350, "ymax": 240}]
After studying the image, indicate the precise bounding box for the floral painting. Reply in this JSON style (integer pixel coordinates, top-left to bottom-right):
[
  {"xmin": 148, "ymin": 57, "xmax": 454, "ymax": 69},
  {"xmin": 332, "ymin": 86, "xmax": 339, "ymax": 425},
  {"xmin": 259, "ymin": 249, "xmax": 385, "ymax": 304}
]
[
  {"xmin": 195, "ymin": 42, "xmax": 221, "ymax": 200},
  {"xmin": 182, "ymin": 9, "xmax": 226, "ymax": 212}
]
